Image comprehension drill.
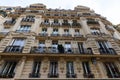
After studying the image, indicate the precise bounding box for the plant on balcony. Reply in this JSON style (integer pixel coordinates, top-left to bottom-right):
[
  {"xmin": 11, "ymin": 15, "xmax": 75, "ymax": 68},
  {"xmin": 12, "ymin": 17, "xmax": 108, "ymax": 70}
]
[{"xmin": 57, "ymin": 44, "xmax": 64, "ymax": 53}]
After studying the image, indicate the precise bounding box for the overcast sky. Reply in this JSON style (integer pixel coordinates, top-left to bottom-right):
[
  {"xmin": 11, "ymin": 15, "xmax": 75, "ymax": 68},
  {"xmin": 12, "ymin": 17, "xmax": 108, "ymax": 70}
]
[{"xmin": 0, "ymin": 0, "xmax": 120, "ymax": 25}]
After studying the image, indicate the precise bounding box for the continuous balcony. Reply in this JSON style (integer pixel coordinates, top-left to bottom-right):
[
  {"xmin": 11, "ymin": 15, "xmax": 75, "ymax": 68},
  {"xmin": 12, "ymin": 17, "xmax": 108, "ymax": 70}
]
[
  {"xmin": 99, "ymin": 48, "xmax": 117, "ymax": 55},
  {"xmin": 30, "ymin": 47, "xmax": 93, "ymax": 55},
  {"xmin": 3, "ymin": 46, "xmax": 23, "ymax": 53}
]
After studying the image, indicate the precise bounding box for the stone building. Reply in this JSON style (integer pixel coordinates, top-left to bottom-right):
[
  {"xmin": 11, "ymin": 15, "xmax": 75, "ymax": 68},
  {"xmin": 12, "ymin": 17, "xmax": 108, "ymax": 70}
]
[{"xmin": 0, "ymin": 3, "xmax": 120, "ymax": 80}]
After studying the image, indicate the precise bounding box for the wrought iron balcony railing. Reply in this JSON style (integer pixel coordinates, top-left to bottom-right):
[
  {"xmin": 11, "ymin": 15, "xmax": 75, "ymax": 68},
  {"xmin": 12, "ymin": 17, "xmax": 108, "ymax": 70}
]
[
  {"xmin": 66, "ymin": 73, "xmax": 76, "ymax": 78},
  {"xmin": 62, "ymin": 34, "xmax": 72, "ymax": 37},
  {"xmin": 51, "ymin": 23, "xmax": 60, "ymax": 26},
  {"xmin": 79, "ymin": 48, "xmax": 93, "ymax": 55},
  {"xmin": 4, "ymin": 46, "xmax": 23, "ymax": 53},
  {"xmin": 29, "ymin": 73, "xmax": 40, "ymax": 78},
  {"xmin": 99, "ymin": 48, "xmax": 117, "ymax": 55},
  {"xmin": 107, "ymin": 73, "xmax": 120, "ymax": 78},
  {"xmin": 16, "ymin": 30, "xmax": 30, "ymax": 33},
  {"xmin": 0, "ymin": 72, "xmax": 15, "ymax": 78},
  {"xmin": 74, "ymin": 34, "xmax": 83, "ymax": 37},
  {"xmin": 39, "ymin": 33, "xmax": 48, "ymax": 36},
  {"xmin": 30, "ymin": 47, "xmax": 93, "ymax": 54},
  {"xmin": 51, "ymin": 33, "xmax": 60, "ymax": 37},
  {"xmin": 83, "ymin": 73, "xmax": 94, "ymax": 78},
  {"xmin": 48, "ymin": 73, "xmax": 59, "ymax": 78}
]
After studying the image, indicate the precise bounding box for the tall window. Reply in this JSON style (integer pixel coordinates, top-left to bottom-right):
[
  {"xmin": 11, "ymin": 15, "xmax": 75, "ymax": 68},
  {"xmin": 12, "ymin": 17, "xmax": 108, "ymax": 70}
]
[
  {"xmin": 66, "ymin": 61, "xmax": 76, "ymax": 78},
  {"xmin": 37, "ymin": 42, "xmax": 45, "ymax": 53},
  {"xmin": 97, "ymin": 41, "xmax": 115, "ymax": 54},
  {"xmin": 16, "ymin": 25, "xmax": 31, "ymax": 32},
  {"xmin": 78, "ymin": 42, "xmax": 84, "ymax": 53},
  {"xmin": 48, "ymin": 61, "xmax": 58, "ymax": 78},
  {"xmin": 104, "ymin": 62, "xmax": 120, "ymax": 78},
  {"xmin": 10, "ymin": 39, "xmax": 25, "ymax": 47},
  {"xmin": 4, "ymin": 39, "xmax": 25, "ymax": 52},
  {"xmin": 51, "ymin": 42, "xmax": 58, "ymax": 53},
  {"xmin": 29, "ymin": 61, "xmax": 41, "ymax": 78},
  {"xmin": 75, "ymin": 29, "xmax": 80, "ymax": 35},
  {"xmin": 0, "ymin": 61, "xmax": 17, "ymax": 78},
  {"xmin": 64, "ymin": 42, "xmax": 72, "ymax": 53},
  {"xmin": 82, "ymin": 61, "xmax": 94, "ymax": 78}
]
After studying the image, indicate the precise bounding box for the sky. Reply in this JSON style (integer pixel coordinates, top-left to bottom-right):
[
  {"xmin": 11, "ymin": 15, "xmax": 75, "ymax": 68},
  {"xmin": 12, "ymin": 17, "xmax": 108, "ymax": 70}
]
[{"xmin": 0, "ymin": 0, "xmax": 120, "ymax": 25}]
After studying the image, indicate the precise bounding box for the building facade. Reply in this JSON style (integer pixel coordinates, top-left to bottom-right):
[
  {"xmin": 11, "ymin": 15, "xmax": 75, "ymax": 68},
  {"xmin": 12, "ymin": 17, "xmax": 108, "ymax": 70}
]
[{"xmin": 0, "ymin": 3, "xmax": 120, "ymax": 80}]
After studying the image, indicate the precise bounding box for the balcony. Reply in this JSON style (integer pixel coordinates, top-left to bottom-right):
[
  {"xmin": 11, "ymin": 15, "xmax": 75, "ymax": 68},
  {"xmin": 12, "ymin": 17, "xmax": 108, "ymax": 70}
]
[
  {"xmin": 4, "ymin": 19, "xmax": 16, "ymax": 28},
  {"xmin": 72, "ymin": 23, "xmax": 81, "ymax": 27},
  {"xmin": 39, "ymin": 33, "xmax": 48, "ymax": 37},
  {"xmin": 79, "ymin": 48, "xmax": 93, "ymax": 55},
  {"xmin": 99, "ymin": 48, "xmax": 117, "ymax": 55},
  {"xmin": 83, "ymin": 73, "xmax": 94, "ymax": 78},
  {"xmin": 74, "ymin": 34, "xmax": 83, "ymax": 38},
  {"xmin": 40, "ymin": 22, "xmax": 50, "ymax": 27},
  {"xmin": 21, "ymin": 17, "xmax": 35, "ymax": 23},
  {"xmin": 0, "ymin": 72, "xmax": 15, "ymax": 78},
  {"xmin": 51, "ymin": 33, "xmax": 60, "ymax": 37},
  {"xmin": 62, "ymin": 34, "xmax": 72, "ymax": 37},
  {"xmin": 0, "ymin": 32, "xmax": 8, "ymax": 38},
  {"xmin": 66, "ymin": 73, "xmax": 76, "ymax": 78},
  {"xmin": 87, "ymin": 20, "xmax": 99, "ymax": 25},
  {"xmin": 16, "ymin": 30, "xmax": 30, "ymax": 33},
  {"xmin": 29, "ymin": 73, "xmax": 40, "ymax": 78},
  {"xmin": 107, "ymin": 73, "xmax": 120, "ymax": 78},
  {"xmin": 62, "ymin": 23, "xmax": 70, "ymax": 27},
  {"xmin": 4, "ymin": 46, "xmax": 23, "ymax": 53},
  {"xmin": 48, "ymin": 73, "xmax": 59, "ymax": 78},
  {"xmin": 51, "ymin": 23, "xmax": 60, "ymax": 27}
]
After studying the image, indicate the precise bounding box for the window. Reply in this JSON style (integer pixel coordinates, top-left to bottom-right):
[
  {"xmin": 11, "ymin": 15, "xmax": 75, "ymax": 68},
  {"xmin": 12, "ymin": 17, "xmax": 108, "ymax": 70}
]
[
  {"xmin": 51, "ymin": 42, "xmax": 58, "ymax": 53},
  {"xmin": 44, "ymin": 19, "xmax": 49, "ymax": 24},
  {"xmin": 82, "ymin": 61, "xmax": 94, "ymax": 78},
  {"xmin": 4, "ymin": 39, "xmax": 24, "ymax": 53},
  {"xmin": 104, "ymin": 62, "xmax": 120, "ymax": 78},
  {"xmin": 54, "ymin": 19, "xmax": 58, "ymax": 23},
  {"xmin": 37, "ymin": 42, "xmax": 45, "ymax": 53},
  {"xmin": 75, "ymin": 29, "xmax": 80, "ymax": 35},
  {"xmin": 10, "ymin": 39, "xmax": 25, "ymax": 47},
  {"xmin": 78, "ymin": 42, "xmax": 84, "ymax": 53},
  {"xmin": 63, "ymin": 20, "xmax": 68, "ymax": 23},
  {"xmin": 48, "ymin": 61, "xmax": 58, "ymax": 78},
  {"xmin": 97, "ymin": 41, "xmax": 115, "ymax": 54},
  {"xmin": 64, "ymin": 29, "xmax": 69, "ymax": 34},
  {"xmin": 66, "ymin": 61, "xmax": 76, "ymax": 78},
  {"xmin": 0, "ymin": 61, "xmax": 17, "ymax": 78},
  {"xmin": 64, "ymin": 42, "xmax": 72, "ymax": 53},
  {"xmin": 52, "ymin": 28, "xmax": 58, "ymax": 34},
  {"xmin": 42, "ymin": 28, "xmax": 47, "ymax": 33},
  {"xmin": 29, "ymin": 61, "xmax": 41, "ymax": 78},
  {"xmin": 16, "ymin": 25, "xmax": 31, "ymax": 32}
]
